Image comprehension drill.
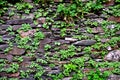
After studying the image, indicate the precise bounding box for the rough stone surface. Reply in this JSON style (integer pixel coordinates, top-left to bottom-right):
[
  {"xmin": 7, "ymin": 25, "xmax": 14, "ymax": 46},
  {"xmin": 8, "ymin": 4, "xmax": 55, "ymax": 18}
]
[
  {"xmin": 22, "ymin": 13, "xmax": 34, "ymax": 19},
  {"xmin": 0, "ymin": 25, "xmax": 11, "ymax": 30},
  {"xmin": 0, "ymin": 44, "xmax": 9, "ymax": 51},
  {"xmin": 116, "ymin": 31, "xmax": 120, "ymax": 35},
  {"xmin": 2, "ymin": 35, "xmax": 14, "ymax": 41},
  {"xmin": 91, "ymin": 27, "xmax": 104, "ymax": 33},
  {"xmin": 23, "ymin": 0, "xmax": 32, "ymax": 2},
  {"xmin": 107, "ymin": 16, "xmax": 120, "ymax": 23},
  {"xmin": 37, "ymin": 17, "xmax": 46, "ymax": 24},
  {"xmin": 48, "ymin": 70, "xmax": 60, "ymax": 74},
  {"xmin": 0, "ymin": 30, "xmax": 7, "ymax": 35},
  {"xmin": 19, "ymin": 29, "xmax": 36, "ymax": 38},
  {"xmin": 38, "ymin": 38, "xmax": 52, "ymax": 53},
  {"xmin": 6, "ymin": 18, "xmax": 33, "ymax": 25},
  {"xmin": 73, "ymin": 40, "xmax": 96, "ymax": 46},
  {"xmin": 65, "ymin": 37, "xmax": 78, "ymax": 42},
  {"xmin": 108, "ymin": 74, "xmax": 120, "ymax": 80},
  {"xmin": 12, "ymin": 25, "xmax": 21, "ymax": 31},
  {"xmin": 107, "ymin": 24, "xmax": 115, "ymax": 29},
  {"xmin": 104, "ymin": 50, "xmax": 120, "ymax": 61},
  {"xmin": 62, "ymin": 77, "xmax": 72, "ymax": 80},
  {"xmin": 9, "ymin": 46, "xmax": 25, "ymax": 56}
]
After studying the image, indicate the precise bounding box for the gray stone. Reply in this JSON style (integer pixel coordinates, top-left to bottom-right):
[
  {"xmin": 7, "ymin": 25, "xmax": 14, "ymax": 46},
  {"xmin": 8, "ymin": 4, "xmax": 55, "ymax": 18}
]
[
  {"xmin": 91, "ymin": 18, "xmax": 104, "ymax": 23},
  {"xmin": 73, "ymin": 40, "xmax": 96, "ymax": 46},
  {"xmin": 57, "ymin": 40, "xmax": 70, "ymax": 44},
  {"xmin": 65, "ymin": 37, "xmax": 78, "ymax": 42},
  {"xmin": 79, "ymin": 28, "xmax": 87, "ymax": 33},
  {"xmin": 2, "ymin": 35, "xmax": 14, "ymax": 41},
  {"xmin": 108, "ymin": 74, "xmax": 120, "ymax": 80},
  {"xmin": 6, "ymin": 18, "xmax": 33, "ymax": 25},
  {"xmin": 0, "ymin": 30, "xmax": 7, "ymax": 35},
  {"xmin": 44, "ymin": 32, "xmax": 52, "ymax": 38},
  {"xmin": 116, "ymin": 31, "xmax": 120, "ymax": 35},
  {"xmin": 104, "ymin": 50, "xmax": 120, "ymax": 61},
  {"xmin": 48, "ymin": 70, "xmax": 60, "ymax": 74},
  {"xmin": 36, "ymin": 24, "xmax": 42, "ymax": 27},
  {"xmin": 94, "ymin": 59, "xmax": 103, "ymax": 62},
  {"xmin": 6, "ymin": 55, "xmax": 13, "ymax": 62},
  {"xmin": 62, "ymin": 77, "xmax": 72, "ymax": 80},
  {"xmin": 11, "ymin": 15, "xmax": 20, "ymax": 20},
  {"xmin": 107, "ymin": 46, "xmax": 112, "ymax": 51},
  {"xmin": 85, "ymin": 13, "xmax": 98, "ymax": 18},
  {"xmin": 0, "ymin": 25, "xmax": 11, "ymax": 30},
  {"xmin": 101, "ymin": 38, "xmax": 110, "ymax": 43},
  {"xmin": 82, "ymin": 33, "xmax": 94, "ymax": 38},
  {"xmin": 0, "ymin": 44, "xmax": 9, "ymax": 51},
  {"xmin": 91, "ymin": 27, "xmax": 104, "ymax": 33},
  {"xmin": 107, "ymin": 25, "xmax": 115, "ymax": 29},
  {"xmin": 22, "ymin": 13, "xmax": 34, "ymax": 19},
  {"xmin": 12, "ymin": 25, "xmax": 21, "ymax": 31},
  {"xmin": 75, "ymin": 52, "xmax": 85, "ymax": 56}
]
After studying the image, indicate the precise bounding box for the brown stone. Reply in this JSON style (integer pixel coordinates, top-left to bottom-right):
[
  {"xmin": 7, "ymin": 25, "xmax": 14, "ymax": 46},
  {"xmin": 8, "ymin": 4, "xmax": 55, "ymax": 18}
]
[
  {"xmin": 101, "ymin": 38, "xmax": 110, "ymax": 43},
  {"xmin": 104, "ymin": 0, "xmax": 115, "ymax": 6},
  {"xmin": 9, "ymin": 46, "xmax": 25, "ymax": 56},
  {"xmin": 8, "ymin": 72, "xmax": 20, "ymax": 77},
  {"xmin": 19, "ymin": 29, "xmax": 36, "ymax": 38},
  {"xmin": 108, "ymin": 16, "xmax": 120, "ymax": 23},
  {"xmin": 38, "ymin": 38, "xmax": 51, "ymax": 53},
  {"xmin": 23, "ymin": 0, "xmax": 32, "ymax": 2},
  {"xmin": 91, "ymin": 27, "xmax": 104, "ymax": 33},
  {"xmin": 37, "ymin": 17, "xmax": 46, "ymax": 24}
]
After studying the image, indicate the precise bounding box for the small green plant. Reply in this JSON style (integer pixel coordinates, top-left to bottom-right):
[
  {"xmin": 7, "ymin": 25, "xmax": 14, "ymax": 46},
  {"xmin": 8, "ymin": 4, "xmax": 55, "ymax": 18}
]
[
  {"xmin": 18, "ymin": 24, "xmax": 32, "ymax": 32},
  {"xmin": 44, "ymin": 44, "xmax": 51, "ymax": 51},
  {"xmin": 36, "ymin": 58, "xmax": 47, "ymax": 64},
  {"xmin": 34, "ymin": 31, "xmax": 45, "ymax": 40},
  {"xmin": 60, "ymin": 28, "xmax": 66, "ymax": 37},
  {"xmin": 20, "ymin": 70, "xmax": 29, "ymax": 78},
  {"xmin": 87, "ymin": 69, "xmax": 110, "ymax": 80},
  {"xmin": 15, "ymin": 2, "xmax": 33, "ymax": 10},
  {"xmin": 87, "ymin": 27, "xmax": 93, "ymax": 33},
  {"xmin": 0, "ymin": 36, "xmax": 3, "ymax": 42},
  {"xmin": 83, "ymin": 47, "xmax": 92, "ymax": 54},
  {"xmin": 71, "ymin": 70, "xmax": 84, "ymax": 80},
  {"xmin": 71, "ymin": 57, "xmax": 85, "ymax": 68},
  {"xmin": 24, "ymin": 9, "xmax": 30, "ymax": 14},
  {"xmin": 57, "ymin": 3, "xmax": 77, "ymax": 22},
  {"xmin": 59, "ymin": 45, "xmax": 76, "ymax": 60},
  {"xmin": 43, "ymin": 23, "xmax": 49, "ymax": 29},
  {"xmin": 14, "ymin": 56, "xmax": 23, "ymax": 62},
  {"xmin": 103, "ymin": 4, "xmax": 120, "ymax": 16},
  {"xmin": 55, "ymin": 42, "xmax": 61, "ymax": 46},
  {"xmin": 49, "ymin": 63, "xmax": 55, "ymax": 68},
  {"xmin": 63, "ymin": 63, "xmax": 77, "ymax": 76},
  {"xmin": 5, "ymin": 63, "xmax": 19, "ymax": 73}
]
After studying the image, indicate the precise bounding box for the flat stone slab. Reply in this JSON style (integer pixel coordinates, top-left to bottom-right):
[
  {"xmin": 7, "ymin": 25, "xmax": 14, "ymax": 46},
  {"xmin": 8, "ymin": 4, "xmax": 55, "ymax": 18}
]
[
  {"xmin": 73, "ymin": 40, "xmax": 96, "ymax": 46},
  {"xmin": 9, "ymin": 46, "xmax": 25, "ymax": 56},
  {"xmin": 6, "ymin": 18, "xmax": 33, "ymax": 25},
  {"xmin": 0, "ymin": 25, "xmax": 11, "ymax": 30}
]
